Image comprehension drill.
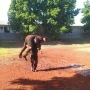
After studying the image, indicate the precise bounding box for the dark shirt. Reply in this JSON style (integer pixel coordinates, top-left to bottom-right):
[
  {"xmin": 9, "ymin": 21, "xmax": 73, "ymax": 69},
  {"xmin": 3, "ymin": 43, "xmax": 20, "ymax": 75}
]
[{"xmin": 25, "ymin": 35, "xmax": 43, "ymax": 55}]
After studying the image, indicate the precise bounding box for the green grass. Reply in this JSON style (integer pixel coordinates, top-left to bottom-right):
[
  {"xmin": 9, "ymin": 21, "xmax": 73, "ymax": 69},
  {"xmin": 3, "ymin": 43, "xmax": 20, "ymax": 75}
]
[
  {"xmin": 0, "ymin": 40, "xmax": 18, "ymax": 48},
  {"xmin": 0, "ymin": 40, "xmax": 21, "ymax": 57},
  {"xmin": 0, "ymin": 47, "xmax": 20, "ymax": 57},
  {"xmin": 0, "ymin": 38, "xmax": 90, "ymax": 57}
]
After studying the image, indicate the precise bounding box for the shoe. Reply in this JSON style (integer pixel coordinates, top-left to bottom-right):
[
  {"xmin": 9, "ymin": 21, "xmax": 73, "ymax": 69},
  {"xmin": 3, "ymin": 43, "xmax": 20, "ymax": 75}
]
[
  {"xmin": 34, "ymin": 70, "xmax": 38, "ymax": 72},
  {"xmin": 19, "ymin": 54, "xmax": 22, "ymax": 58},
  {"xmin": 23, "ymin": 56, "xmax": 27, "ymax": 61}
]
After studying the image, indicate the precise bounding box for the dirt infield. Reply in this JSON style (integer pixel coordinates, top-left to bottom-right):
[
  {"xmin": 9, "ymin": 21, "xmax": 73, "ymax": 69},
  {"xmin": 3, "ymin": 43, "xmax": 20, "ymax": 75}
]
[{"xmin": 0, "ymin": 44, "xmax": 90, "ymax": 90}]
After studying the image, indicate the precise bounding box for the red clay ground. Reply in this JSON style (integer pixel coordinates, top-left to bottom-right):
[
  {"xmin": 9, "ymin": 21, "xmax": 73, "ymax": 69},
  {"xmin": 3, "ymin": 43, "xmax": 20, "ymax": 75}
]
[{"xmin": 0, "ymin": 44, "xmax": 90, "ymax": 90}]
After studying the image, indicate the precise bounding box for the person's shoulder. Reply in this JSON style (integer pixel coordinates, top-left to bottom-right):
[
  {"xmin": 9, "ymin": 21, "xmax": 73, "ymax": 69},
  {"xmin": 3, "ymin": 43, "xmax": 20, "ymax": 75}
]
[
  {"xmin": 36, "ymin": 35, "xmax": 43, "ymax": 39},
  {"xmin": 26, "ymin": 34, "xmax": 36, "ymax": 38}
]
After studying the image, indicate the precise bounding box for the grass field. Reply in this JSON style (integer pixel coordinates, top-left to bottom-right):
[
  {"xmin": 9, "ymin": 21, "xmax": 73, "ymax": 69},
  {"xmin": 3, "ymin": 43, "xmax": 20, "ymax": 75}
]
[
  {"xmin": 0, "ymin": 38, "xmax": 90, "ymax": 57},
  {"xmin": 0, "ymin": 40, "xmax": 21, "ymax": 57}
]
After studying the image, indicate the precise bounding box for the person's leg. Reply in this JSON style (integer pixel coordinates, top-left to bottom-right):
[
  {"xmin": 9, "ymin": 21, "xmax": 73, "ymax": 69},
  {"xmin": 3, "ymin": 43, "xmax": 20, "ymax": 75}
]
[
  {"xmin": 22, "ymin": 48, "xmax": 30, "ymax": 60},
  {"xmin": 19, "ymin": 42, "xmax": 27, "ymax": 58},
  {"xmin": 30, "ymin": 55, "xmax": 34, "ymax": 71},
  {"xmin": 33, "ymin": 54, "xmax": 38, "ymax": 72},
  {"xmin": 22, "ymin": 44, "xmax": 32, "ymax": 60},
  {"xmin": 30, "ymin": 54, "xmax": 38, "ymax": 72}
]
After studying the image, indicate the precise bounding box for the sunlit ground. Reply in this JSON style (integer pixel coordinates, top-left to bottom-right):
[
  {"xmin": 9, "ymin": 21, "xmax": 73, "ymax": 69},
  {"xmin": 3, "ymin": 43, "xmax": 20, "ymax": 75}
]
[
  {"xmin": 0, "ymin": 43, "xmax": 90, "ymax": 57},
  {"xmin": 0, "ymin": 48, "xmax": 21, "ymax": 57}
]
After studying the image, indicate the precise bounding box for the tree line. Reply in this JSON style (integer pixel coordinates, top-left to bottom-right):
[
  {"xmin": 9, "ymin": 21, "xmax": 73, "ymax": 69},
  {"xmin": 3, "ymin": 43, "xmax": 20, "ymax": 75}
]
[
  {"xmin": 8, "ymin": 0, "xmax": 80, "ymax": 40},
  {"xmin": 81, "ymin": 0, "xmax": 90, "ymax": 32}
]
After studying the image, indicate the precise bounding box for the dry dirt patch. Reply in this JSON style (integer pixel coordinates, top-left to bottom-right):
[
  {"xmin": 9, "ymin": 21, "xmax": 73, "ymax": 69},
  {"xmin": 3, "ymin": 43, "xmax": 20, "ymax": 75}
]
[{"xmin": 0, "ymin": 44, "xmax": 90, "ymax": 90}]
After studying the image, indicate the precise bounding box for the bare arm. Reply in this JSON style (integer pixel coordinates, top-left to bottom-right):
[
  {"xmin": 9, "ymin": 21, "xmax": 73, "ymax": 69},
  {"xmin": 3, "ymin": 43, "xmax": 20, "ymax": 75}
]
[{"xmin": 26, "ymin": 45, "xmax": 32, "ymax": 50}]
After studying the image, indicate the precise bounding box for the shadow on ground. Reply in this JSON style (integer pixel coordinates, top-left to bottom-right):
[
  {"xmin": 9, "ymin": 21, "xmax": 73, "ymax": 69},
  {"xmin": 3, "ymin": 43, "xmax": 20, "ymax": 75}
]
[
  {"xmin": 38, "ymin": 64, "xmax": 84, "ymax": 72},
  {"xmin": 7, "ymin": 72, "xmax": 90, "ymax": 90}
]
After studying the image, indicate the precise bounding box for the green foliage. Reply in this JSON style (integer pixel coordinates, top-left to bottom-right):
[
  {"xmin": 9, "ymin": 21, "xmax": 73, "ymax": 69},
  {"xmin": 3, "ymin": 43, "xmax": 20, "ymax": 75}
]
[
  {"xmin": 29, "ymin": 25, "xmax": 38, "ymax": 34},
  {"xmin": 60, "ymin": 26, "xmax": 72, "ymax": 33},
  {"xmin": 51, "ymin": 33, "xmax": 59, "ymax": 40},
  {"xmin": 8, "ymin": 0, "xmax": 38, "ymax": 36},
  {"xmin": 81, "ymin": 0, "xmax": 90, "ymax": 31},
  {"xmin": 8, "ymin": 0, "xmax": 79, "ymax": 40}
]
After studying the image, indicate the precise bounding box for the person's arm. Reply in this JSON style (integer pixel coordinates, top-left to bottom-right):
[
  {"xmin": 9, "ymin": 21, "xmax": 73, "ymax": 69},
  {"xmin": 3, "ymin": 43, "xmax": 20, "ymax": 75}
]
[
  {"xmin": 37, "ymin": 43, "xmax": 43, "ymax": 54},
  {"xmin": 37, "ymin": 42, "xmax": 41, "ymax": 50},
  {"xmin": 26, "ymin": 45, "xmax": 32, "ymax": 49}
]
